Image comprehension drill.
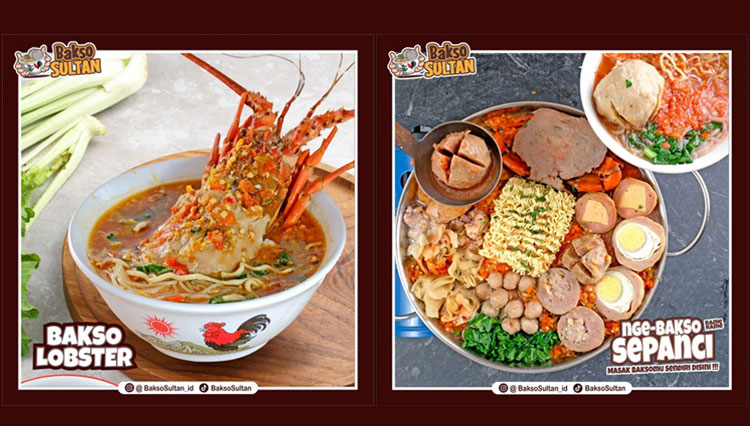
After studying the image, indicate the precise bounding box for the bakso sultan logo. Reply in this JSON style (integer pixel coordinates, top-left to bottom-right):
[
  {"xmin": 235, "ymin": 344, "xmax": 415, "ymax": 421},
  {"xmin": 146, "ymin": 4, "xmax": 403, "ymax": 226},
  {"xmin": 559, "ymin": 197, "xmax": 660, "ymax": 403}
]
[
  {"xmin": 388, "ymin": 41, "xmax": 477, "ymax": 79},
  {"xmin": 14, "ymin": 41, "xmax": 102, "ymax": 78}
]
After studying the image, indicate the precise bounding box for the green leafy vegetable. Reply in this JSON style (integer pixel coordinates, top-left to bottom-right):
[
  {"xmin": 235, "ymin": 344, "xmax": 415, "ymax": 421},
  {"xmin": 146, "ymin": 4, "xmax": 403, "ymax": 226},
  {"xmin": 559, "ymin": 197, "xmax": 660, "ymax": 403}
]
[
  {"xmin": 462, "ymin": 313, "xmax": 560, "ymax": 366},
  {"xmin": 21, "ymin": 253, "xmax": 41, "ymax": 356},
  {"xmin": 251, "ymin": 268, "xmax": 270, "ymax": 277},
  {"xmin": 275, "ymin": 251, "xmax": 292, "ymax": 266},
  {"xmin": 106, "ymin": 232, "xmax": 116, "ymax": 240},
  {"xmin": 625, "ymin": 79, "xmax": 632, "ymax": 88},
  {"xmin": 135, "ymin": 264, "xmax": 173, "ymax": 275},
  {"xmin": 628, "ymin": 120, "xmax": 725, "ymax": 165}
]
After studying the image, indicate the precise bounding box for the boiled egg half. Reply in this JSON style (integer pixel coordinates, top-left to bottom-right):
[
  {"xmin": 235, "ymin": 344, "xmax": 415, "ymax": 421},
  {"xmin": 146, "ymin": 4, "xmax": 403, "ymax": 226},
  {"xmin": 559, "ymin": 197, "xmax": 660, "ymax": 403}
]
[
  {"xmin": 614, "ymin": 221, "xmax": 662, "ymax": 261},
  {"xmin": 595, "ymin": 271, "xmax": 634, "ymax": 314}
]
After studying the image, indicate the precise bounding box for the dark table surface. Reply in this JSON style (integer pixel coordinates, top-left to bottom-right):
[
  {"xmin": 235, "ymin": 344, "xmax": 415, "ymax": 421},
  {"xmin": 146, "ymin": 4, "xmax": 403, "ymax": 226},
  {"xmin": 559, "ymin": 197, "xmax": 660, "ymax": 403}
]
[{"xmin": 394, "ymin": 53, "xmax": 730, "ymax": 388}]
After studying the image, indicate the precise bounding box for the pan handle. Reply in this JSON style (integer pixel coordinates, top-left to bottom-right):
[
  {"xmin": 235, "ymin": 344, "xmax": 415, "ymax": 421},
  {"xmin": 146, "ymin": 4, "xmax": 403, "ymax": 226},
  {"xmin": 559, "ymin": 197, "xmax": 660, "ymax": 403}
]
[
  {"xmin": 394, "ymin": 121, "xmax": 421, "ymax": 158},
  {"xmin": 666, "ymin": 170, "xmax": 710, "ymax": 257}
]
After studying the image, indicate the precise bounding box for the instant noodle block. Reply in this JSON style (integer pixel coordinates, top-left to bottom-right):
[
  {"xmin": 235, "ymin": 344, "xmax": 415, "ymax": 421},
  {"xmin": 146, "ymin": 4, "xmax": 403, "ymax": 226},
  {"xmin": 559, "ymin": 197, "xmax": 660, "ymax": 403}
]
[{"xmin": 479, "ymin": 177, "xmax": 575, "ymax": 277}]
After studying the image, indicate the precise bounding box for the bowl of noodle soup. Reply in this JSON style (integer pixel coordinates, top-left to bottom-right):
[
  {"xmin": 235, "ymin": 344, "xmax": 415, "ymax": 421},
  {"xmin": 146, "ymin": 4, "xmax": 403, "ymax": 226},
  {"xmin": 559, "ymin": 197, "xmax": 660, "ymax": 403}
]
[
  {"xmin": 580, "ymin": 51, "xmax": 729, "ymax": 173},
  {"xmin": 68, "ymin": 155, "xmax": 346, "ymax": 362}
]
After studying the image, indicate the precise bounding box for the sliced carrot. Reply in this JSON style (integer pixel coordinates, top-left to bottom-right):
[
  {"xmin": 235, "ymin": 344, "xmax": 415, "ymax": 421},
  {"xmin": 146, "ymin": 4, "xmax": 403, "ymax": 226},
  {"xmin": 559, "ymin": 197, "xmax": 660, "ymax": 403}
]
[
  {"xmin": 593, "ymin": 156, "xmax": 620, "ymax": 176},
  {"xmin": 569, "ymin": 174, "xmax": 604, "ymax": 192},
  {"xmin": 602, "ymin": 169, "xmax": 623, "ymax": 191},
  {"xmin": 493, "ymin": 131, "xmax": 508, "ymax": 153},
  {"xmin": 502, "ymin": 152, "xmax": 529, "ymax": 176}
]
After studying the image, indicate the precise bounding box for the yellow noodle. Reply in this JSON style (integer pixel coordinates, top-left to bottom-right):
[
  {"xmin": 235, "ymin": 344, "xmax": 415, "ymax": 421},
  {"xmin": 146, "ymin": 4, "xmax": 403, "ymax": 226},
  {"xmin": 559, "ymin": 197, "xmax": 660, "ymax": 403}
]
[{"xmin": 478, "ymin": 177, "xmax": 575, "ymax": 277}]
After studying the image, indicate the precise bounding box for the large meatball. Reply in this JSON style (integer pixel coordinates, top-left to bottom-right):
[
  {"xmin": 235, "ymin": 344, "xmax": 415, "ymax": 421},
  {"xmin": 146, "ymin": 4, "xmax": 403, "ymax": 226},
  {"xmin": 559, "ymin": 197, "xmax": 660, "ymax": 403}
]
[
  {"xmin": 536, "ymin": 268, "xmax": 581, "ymax": 315},
  {"xmin": 594, "ymin": 59, "xmax": 665, "ymax": 128},
  {"xmin": 557, "ymin": 307, "xmax": 605, "ymax": 352}
]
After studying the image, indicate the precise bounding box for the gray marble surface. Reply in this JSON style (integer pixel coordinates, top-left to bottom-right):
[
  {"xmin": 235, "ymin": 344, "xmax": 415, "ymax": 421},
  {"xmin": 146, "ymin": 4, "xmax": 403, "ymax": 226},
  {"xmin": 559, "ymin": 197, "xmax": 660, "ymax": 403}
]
[
  {"xmin": 394, "ymin": 53, "xmax": 730, "ymax": 388},
  {"xmin": 20, "ymin": 52, "xmax": 355, "ymax": 385}
]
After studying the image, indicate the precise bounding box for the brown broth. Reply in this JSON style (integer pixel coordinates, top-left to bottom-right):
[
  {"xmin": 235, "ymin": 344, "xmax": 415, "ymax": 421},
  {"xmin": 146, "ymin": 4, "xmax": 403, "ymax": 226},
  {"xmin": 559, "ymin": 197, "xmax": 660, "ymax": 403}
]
[{"xmin": 87, "ymin": 180, "xmax": 326, "ymax": 302}]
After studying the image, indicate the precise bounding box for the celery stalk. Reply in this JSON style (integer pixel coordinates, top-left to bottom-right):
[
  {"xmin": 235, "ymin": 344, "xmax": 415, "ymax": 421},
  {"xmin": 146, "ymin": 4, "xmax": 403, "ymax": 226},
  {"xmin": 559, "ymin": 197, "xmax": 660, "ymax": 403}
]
[
  {"xmin": 20, "ymin": 54, "xmax": 147, "ymax": 150},
  {"xmin": 21, "ymin": 59, "xmax": 126, "ymax": 113},
  {"xmin": 21, "ymin": 87, "xmax": 98, "ymax": 127},
  {"xmin": 21, "ymin": 118, "xmax": 81, "ymax": 170},
  {"xmin": 26, "ymin": 116, "xmax": 106, "ymax": 229},
  {"xmin": 20, "ymin": 77, "xmax": 56, "ymax": 99},
  {"xmin": 22, "ymin": 119, "xmax": 84, "ymax": 172}
]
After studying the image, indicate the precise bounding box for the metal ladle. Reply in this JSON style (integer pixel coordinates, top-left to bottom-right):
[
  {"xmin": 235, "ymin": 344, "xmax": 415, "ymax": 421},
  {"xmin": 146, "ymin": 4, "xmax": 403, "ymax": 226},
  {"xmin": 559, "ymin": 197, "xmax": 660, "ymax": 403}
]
[{"xmin": 394, "ymin": 121, "xmax": 502, "ymax": 206}]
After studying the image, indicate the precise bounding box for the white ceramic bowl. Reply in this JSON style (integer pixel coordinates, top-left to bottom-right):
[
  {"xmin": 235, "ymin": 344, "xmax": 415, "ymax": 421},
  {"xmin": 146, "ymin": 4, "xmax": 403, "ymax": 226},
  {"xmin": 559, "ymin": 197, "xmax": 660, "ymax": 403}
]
[
  {"xmin": 580, "ymin": 52, "xmax": 729, "ymax": 174},
  {"xmin": 68, "ymin": 155, "xmax": 346, "ymax": 362}
]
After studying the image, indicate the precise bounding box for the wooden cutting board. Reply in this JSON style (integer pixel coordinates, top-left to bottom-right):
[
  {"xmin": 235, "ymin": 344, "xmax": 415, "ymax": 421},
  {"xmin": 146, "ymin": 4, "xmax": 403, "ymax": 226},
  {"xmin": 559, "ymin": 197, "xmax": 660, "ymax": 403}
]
[{"xmin": 62, "ymin": 150, "xmax": 355, "ymax": 387}]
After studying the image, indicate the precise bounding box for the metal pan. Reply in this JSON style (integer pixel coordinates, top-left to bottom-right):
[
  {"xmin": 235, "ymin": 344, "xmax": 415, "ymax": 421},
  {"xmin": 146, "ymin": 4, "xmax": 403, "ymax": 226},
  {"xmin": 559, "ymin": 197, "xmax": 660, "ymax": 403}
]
[{"xmin": 394, "ymin": 101, "xmax": 710, "ymax": 373}]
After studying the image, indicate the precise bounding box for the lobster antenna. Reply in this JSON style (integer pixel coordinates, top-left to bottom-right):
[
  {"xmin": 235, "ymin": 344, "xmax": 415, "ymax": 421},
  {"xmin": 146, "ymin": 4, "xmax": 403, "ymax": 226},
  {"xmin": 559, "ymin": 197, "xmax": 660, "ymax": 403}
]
[
  {"xmin": 275, "ymin": 54, "xmax": 306, "ymax": 136},
  {"xmin": 182, "ymin": 53, "xmax": 248, "ymax": 97},
  {"xmin": 304, "ymin": 53, "xmax": 355, "ymax": 120}
]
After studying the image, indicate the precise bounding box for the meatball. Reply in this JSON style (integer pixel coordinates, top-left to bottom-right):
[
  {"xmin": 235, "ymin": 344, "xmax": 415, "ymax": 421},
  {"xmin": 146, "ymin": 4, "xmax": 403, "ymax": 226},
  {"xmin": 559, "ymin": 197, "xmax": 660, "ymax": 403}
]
[
  {"xmin": 502, "ymin": 317, "xmax": 521, "ymax": 335},
  {"xmin": 524, "ymin": 300, "xmax": 543, "ymax": 319},
  {"xmin": 504, "ymin": 299, "xmax": 524, "ymax": 319},
  {"xmin": 488, "ymin": 289, "xmax": 509, "ymax": 309},
  {"xmin": 503, "ymin": 271, "xmax": 520, "ymax": 290},
  {"xmin": 475, "ymin": 282, "xmax": 491, "ymax": 301},
  {"xmin": 518, "ymin": 276, "xmax": 536, "ymax": 293},
  {"xmin": 481, "ymin": 301, "xmax": 500, "ymax": 318},
  {"xmin": 487, "ymin": 271, "xmax": 504, "ymax": 289},
  {"xmin": 521, "ymin": 317, "xmax": 539, "ymax": 334}
]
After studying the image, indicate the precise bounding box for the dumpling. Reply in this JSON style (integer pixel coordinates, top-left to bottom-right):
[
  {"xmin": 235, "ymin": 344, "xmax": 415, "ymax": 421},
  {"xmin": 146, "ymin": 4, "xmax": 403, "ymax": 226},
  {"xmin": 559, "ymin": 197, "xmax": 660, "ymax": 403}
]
[{"xmin": 594, "ymin": 59, "xmax": 665, "ymax": 128}]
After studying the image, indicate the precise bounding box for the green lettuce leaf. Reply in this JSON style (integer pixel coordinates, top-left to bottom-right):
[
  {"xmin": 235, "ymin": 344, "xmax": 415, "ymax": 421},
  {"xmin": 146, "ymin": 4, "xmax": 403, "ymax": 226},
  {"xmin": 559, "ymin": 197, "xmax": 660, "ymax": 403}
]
[{"xmin": 21, "ymin": 252, "xmax": 40, "ymax": 356}]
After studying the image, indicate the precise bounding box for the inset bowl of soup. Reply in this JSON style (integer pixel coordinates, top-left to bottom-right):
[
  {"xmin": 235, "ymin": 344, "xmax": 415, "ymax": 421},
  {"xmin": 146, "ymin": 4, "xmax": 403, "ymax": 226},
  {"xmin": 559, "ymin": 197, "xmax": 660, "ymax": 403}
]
[
  {"xmin": 580, "ymin": 52, "xmax": 729, "ymax": 173},
  {"xmin": 67, "ymin": 155, "xmax": 346, "ymax": 362}
]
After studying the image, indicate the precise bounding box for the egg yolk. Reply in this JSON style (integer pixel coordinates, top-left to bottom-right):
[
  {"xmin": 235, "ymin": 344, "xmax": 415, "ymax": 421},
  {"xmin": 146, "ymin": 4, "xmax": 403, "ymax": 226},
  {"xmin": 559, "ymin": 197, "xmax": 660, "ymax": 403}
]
[
  {"xmin": 617, "ymin": 224, "xmax": 647, "ymax": 252},
  {"xmin": 597, "ymin": 275, "xmax": 623, "ymax": 303}
]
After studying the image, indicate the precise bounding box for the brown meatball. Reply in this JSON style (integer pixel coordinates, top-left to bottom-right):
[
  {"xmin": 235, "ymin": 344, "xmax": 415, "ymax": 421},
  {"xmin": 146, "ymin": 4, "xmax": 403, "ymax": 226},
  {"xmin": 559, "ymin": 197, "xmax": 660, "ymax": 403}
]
[
  {"xmin": 487, "ymin": 271, "xmax": 504, "ymax": 289},
  {"xmin": 489, "ymin": 289, "xmax": 509, "ymax": 309},
  {"xmin": 518, "ymin": 276, "xmax": 536, "ymax": 293},
  {"xmin": 521, "ymin": 317, "xmax": 539, "ymax": 334},
  {"xmin": 504, "ymin": 299, "xmax": 524, "ymax": 319},
  {"xmin": 503, "ymin": 271, "xmax": 520, "ymax": 290},
  {"xmin": 475, "ymin": 282, "xmax": 491, "ymax": 301},
  {"xmin": 502, "ymin": 317, "xmax": 521, "ymax": 335},
  {"xmin": 481, "ymin": 301, "xmax": 500, "ymax": 318},
  {"xmin": 524, "ymin": 300, "xmax": 543, "ymax": 319}
]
